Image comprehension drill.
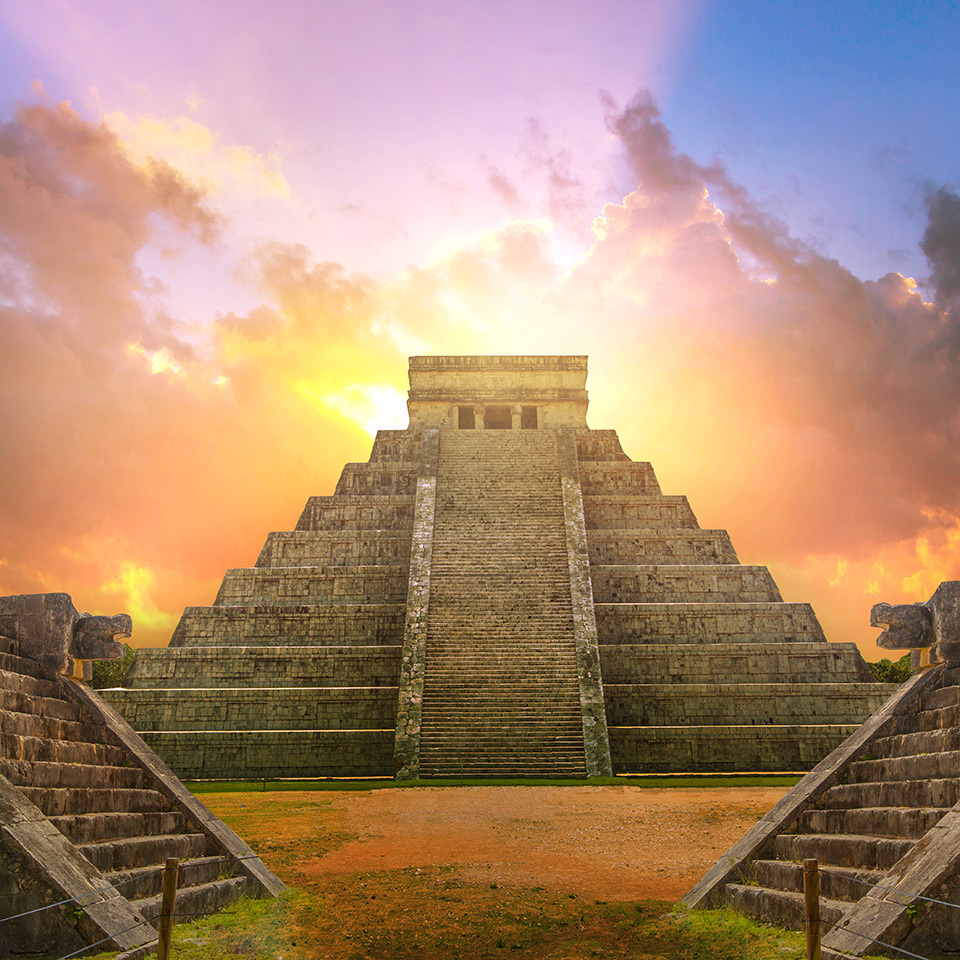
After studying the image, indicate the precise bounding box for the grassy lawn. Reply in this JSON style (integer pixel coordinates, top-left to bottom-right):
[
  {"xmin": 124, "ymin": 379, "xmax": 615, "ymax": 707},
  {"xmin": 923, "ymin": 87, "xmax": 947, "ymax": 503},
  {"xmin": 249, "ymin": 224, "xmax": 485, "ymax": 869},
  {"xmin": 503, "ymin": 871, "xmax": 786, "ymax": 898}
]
[
  {"xmin": 88, "ymin": 888, "xmax": 824, "ymax": 960},
  {"xmin": 185, "ymin": 774, "xmax": 804, "ymax": 794}
]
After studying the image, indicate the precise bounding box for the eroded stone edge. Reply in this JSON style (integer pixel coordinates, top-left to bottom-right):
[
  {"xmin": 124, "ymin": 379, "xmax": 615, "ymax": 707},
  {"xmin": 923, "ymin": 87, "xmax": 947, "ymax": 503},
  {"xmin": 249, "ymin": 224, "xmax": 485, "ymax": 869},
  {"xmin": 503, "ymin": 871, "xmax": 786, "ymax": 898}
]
[
  {"xmin": 392, "ymin": 428, "xmax": 439, "ymax": 780},
  {"xmin": 558, "ymin": 426, "xmax": 613, "ymax": 778}
]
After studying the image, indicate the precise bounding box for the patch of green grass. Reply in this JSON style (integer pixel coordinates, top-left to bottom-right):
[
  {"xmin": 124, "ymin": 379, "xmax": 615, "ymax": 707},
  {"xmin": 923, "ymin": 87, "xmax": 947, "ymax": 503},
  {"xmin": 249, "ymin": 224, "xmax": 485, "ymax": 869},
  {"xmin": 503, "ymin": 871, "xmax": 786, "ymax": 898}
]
[
  {"xmin": 86, "ymin": 894, "xmax": 303, "ymax": 960},
  {"xmin": 186, "ymin": 773, "xmax": 802, "ymax": 794}
]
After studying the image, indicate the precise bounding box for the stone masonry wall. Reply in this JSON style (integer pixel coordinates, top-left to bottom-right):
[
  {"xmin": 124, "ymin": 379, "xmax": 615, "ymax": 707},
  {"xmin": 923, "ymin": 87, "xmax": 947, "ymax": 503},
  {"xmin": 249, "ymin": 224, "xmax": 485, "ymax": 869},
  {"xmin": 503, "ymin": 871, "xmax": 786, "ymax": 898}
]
[
  {"xmin": 214, "ymin": 565, "xmax": 410, "ymax": 604},
  {"xmin": 125, "ymin": 646, "xmax": 401, "ymax": 687},
  {"xmin": 170, "ymin": 603, "xmax": 404, "ymax": 646},
  {"xmin": 600, "ymin": 642, "xmax": 876, "ymax": 683},
  {"xmin": 583, "ymin": 496, "xmax": 699, "ymax": 528},
  {"xmin": 591, "ymin": 565, "xmax": 783, "ymax": 603},
  {"xmin": 595, "ymin": 602, "xmax": 826, "ymax": 643},
  {"xmin": 111, "ymin": 687, "xmax": 396, "ymax": 731},
  {"xmin": 587, "ymin": 531, "xmax": 738, "ymax": 565}
]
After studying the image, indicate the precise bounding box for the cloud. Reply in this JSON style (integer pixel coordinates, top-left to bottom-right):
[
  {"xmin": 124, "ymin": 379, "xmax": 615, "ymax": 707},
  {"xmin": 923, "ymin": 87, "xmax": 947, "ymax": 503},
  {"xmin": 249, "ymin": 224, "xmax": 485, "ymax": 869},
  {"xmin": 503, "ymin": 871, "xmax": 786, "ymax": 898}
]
[
  {"xmin": 103, "ymin": 110, "xmax": 291, "ymax": 199},
  {"xmin": 0, "ymin": 101, "xmax": 395, "ymax": 644}
]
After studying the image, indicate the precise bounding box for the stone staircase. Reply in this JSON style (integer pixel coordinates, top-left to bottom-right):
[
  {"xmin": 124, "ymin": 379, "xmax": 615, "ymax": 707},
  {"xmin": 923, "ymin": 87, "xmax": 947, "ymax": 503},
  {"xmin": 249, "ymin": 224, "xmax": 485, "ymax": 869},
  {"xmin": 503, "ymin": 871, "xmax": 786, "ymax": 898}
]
[
  {"xmin": 684, "ymin": 661, "xmax": 960, "ymax": 956},
  {"xmin": 418, "ymin": 430, "xmax": 588, "ymax": 777},
  {"xmin": 1, "ymin": 633, "xmax": 281, "ymax": 956}
]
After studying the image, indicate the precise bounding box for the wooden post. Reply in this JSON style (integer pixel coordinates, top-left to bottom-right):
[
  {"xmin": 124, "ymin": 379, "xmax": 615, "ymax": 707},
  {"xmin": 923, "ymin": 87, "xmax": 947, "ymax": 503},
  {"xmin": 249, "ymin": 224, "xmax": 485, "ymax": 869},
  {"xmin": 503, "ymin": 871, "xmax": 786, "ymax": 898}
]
[
  {"xmin": 803, "ymin": 858, "xmax": 821, "ymax": 960},
  {"xmin": 157, "ymin": 856, "xmax": 179, "ymax": 960}
]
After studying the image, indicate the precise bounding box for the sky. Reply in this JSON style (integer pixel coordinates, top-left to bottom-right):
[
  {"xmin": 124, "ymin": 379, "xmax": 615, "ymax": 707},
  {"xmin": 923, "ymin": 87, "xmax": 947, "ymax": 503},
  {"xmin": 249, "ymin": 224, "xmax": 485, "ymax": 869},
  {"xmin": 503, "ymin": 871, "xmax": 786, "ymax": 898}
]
[{"xmin": 0, "ymin": 0, "xmax": 958, "ymax": 658}]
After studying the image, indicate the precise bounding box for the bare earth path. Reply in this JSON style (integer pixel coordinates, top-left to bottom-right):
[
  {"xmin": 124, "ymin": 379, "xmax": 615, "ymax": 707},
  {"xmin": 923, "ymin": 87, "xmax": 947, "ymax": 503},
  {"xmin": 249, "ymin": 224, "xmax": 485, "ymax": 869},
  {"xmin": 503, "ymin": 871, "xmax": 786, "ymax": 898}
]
[{"xmin": 208, "ymin": 784, "xmax": 787, "ymax": 902}]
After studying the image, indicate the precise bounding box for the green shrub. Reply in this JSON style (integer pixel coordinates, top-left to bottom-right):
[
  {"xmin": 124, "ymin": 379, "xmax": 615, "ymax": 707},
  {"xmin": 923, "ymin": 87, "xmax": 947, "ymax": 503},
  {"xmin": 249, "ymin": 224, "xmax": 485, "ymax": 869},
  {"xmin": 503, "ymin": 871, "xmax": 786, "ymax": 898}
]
[
  {"xmin": 91, "ymin": 642, "xmax": 135, "ymax": 688},
  {"xmin": 869, "ymin": 653, "xmax": 913, "ymax": 683}
]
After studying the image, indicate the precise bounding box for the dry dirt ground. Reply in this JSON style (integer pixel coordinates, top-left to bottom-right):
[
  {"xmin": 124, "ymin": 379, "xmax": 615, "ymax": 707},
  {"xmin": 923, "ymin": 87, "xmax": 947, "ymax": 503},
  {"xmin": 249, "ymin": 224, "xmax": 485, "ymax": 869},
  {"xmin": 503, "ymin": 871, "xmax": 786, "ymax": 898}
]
[{"xmin": 200, "ymin": 784, "xmax": 792, "ymax": 959}]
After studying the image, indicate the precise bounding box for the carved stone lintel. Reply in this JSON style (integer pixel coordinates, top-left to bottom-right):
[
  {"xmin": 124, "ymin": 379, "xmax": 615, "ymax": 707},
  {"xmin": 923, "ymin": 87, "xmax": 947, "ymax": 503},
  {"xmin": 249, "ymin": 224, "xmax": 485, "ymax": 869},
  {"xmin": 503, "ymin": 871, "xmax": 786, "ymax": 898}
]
[
  {"xmin": 871, "ymin": 580, "xmax": 960, "ymax": 667},
  {"xmin": 0, "ymin": 593, "xmax": 131, "ymax": 677}
]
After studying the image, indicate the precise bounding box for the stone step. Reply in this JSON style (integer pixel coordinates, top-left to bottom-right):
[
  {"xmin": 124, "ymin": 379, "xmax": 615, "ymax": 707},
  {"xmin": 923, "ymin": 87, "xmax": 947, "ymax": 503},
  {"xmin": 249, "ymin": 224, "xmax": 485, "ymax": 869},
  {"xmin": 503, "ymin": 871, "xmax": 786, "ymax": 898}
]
[
  {"xmin": 0, "ymin": 758, "xmax": 144, "ymax": 790},
  {"xmin": 0, "ymin": 690, "xmax": 83, "ymax": 723},
  {"xmin": 751, "ymin": 860, "xmax": 884, "ymax": 902},
  {"xmin": 138, "ymin": 875, "xmax": 248, "ymax": 926},
  {"xmin": 889, "ymin": 702, "xmax": 960, "ymax": 733},
  {"xmin": 847, "ymin": 750, "xmax": 960, "ymax": 783},
  {"xmin": 78, "ymin": 832, "xmax": 208, "ymax": 873},
  {"xmin": 0, "ymin": 650, "xmax": 49, "ymax": 680},
  {"xmin": 50, "ymin": 811, "xmax": 187, "ymax": 845},
  {"xmin": 420, "ymin": 763, "xmax": 588, "ymax": 777},
  {"xmin": 723, "ymin": 883, "xmax": 848, "ymax": 931},
  {"xmin": 0, "ymin": 709, "xmax": 112, "ymax": 743},
  {"xmin": 420, "ymin": 715, "xmax": 584, "ymax": 725},
  {"xmin": 0, "ymin": 667, "xmax": 63, "ymax": 701},
  {"xmin": 773, "ymin": 833, "xmax": 914, "ymax": 870},
  {"xmin": 20, "ymin": 786, "xmax": 169, "ymax": 817},
  {"xmin": 871, "ymin": 726, "xmax": 960, "ymax": 758},
  {"xmin": 919, "ymin": 684, "xmax": 960, "ymax": 711},
  {"xmin": 424, "ymin": 673, "xmax": 580, "ymax": 683},
  {"xmin": 107, "ymin": 855, "xmax": 228, "ymax": 901},
  {"xmin": 796, "ymin": 807, "xmax": 945, "ymax": 840},
  {"xmin": 819, "ymin": 778, "xmax": 960, "ymax": 810},
  {"xmin": 0, "ymin": 732, "xmax": 126, "ymax": 767}
]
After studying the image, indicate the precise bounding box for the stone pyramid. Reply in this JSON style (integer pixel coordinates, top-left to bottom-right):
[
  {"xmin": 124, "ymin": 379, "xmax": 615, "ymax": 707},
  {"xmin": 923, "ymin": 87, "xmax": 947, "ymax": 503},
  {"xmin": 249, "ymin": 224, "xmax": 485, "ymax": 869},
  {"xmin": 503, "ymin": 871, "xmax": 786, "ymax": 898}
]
[{"xmin": 102, "ymin": 356, "xmax": 891, "ymax": 779}]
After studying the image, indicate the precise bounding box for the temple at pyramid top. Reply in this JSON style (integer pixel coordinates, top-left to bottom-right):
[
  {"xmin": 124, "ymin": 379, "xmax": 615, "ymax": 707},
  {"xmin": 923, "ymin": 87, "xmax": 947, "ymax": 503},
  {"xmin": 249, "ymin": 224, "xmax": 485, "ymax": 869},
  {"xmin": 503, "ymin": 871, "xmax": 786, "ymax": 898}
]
[
  {"xmin": 102, "ymin": 354, "xmax": 896, "ymax": 782},
  {"xmin": 407, "ymin": 355, "xmax": 589, "ymax": 429}
]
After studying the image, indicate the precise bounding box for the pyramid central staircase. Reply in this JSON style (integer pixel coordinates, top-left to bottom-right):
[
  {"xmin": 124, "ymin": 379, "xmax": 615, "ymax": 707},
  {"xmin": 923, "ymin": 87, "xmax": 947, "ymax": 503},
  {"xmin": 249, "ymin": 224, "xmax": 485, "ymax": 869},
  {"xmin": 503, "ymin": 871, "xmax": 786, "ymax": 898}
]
[{"xmin": 418, "ymin": 430, "xmax": 588, "ymax": 776}]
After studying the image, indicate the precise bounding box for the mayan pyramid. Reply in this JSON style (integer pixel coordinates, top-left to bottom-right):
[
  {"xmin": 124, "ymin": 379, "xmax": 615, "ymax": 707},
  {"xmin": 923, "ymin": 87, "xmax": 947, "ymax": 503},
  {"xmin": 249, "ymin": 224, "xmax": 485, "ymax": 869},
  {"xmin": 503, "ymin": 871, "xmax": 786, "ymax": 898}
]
[{"xmin": 102, "ymin": 356, "xmax": 892, "ymax": 779}]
